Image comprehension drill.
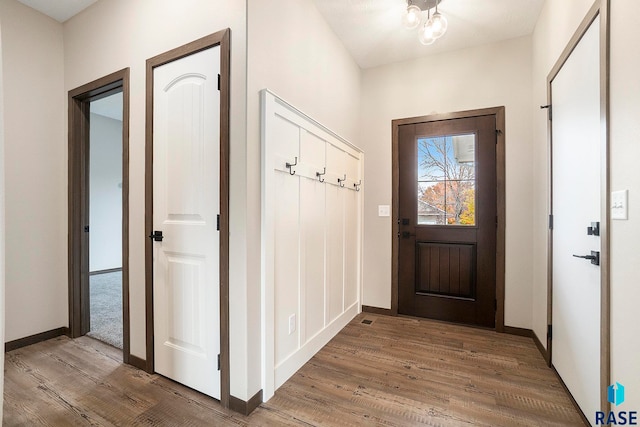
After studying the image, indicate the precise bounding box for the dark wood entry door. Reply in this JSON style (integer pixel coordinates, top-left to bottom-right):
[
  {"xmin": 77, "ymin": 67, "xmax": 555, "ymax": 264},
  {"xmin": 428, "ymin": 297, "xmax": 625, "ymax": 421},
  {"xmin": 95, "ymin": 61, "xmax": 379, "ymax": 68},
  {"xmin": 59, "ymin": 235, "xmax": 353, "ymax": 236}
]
[{"xmin": 398, "ymin": 115, "xmax": 497, "ymax": 327}]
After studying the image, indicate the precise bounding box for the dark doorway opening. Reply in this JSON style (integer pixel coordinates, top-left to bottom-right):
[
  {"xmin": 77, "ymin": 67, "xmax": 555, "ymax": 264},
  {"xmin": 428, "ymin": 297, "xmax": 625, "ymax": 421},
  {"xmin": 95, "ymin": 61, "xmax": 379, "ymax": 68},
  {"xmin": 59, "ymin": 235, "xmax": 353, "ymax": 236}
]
[{"xmin": 68, "ymin": 68, "xmax": 131, "ymax": 363}]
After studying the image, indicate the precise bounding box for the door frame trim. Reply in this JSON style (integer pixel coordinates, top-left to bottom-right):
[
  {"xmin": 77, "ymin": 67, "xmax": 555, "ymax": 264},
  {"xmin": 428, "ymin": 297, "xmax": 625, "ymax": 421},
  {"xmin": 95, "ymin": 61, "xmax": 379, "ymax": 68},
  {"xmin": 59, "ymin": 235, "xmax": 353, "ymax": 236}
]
[
  {"xmin": 144, "ymin": 29, "xmax": 231, "ymax": 408},
  {"xmin": 391, "ymin": 106, "xmax": 506, "ymax": 331},
  {"xmin": 546, "ymin": 0, "xmax": 610, "ymax": 412},
  {"xmin": 68, "ymin": 68, "xmax": 131, "ymax": 363}
]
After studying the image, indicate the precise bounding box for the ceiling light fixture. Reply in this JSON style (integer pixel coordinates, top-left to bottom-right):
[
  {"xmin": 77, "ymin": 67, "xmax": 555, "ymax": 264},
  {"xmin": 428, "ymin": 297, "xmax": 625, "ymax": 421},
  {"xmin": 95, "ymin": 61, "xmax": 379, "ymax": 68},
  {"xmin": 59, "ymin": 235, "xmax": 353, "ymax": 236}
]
[
  {"xmin": 402, "ymin": 0, "xmax": 448, "ymax": 45},
  {"xmin": 402, "ymin": 4, "xmax": 422, "ymax": 30}
]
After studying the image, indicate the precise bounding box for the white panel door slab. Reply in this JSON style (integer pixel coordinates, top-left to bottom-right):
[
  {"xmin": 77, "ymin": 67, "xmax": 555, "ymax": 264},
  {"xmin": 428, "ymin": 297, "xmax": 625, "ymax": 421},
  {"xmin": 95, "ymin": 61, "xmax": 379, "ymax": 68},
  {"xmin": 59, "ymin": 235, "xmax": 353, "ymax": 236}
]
[
  {"xmin": 551, "ymin": 16, "xmax": 600, "ymax": 421},
  {"xmin": 152, "ymin": 46, "xmax": 220, "ymax": 399}
]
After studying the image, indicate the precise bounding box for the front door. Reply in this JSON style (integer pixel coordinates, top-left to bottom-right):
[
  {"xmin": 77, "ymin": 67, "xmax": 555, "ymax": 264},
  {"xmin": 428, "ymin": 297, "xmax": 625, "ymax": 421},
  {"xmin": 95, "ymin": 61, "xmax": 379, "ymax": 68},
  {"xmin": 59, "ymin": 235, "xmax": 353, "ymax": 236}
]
[
  {"xmin": 151, "ymin": 46, "xmax": 221, "ymax": 399},
  {"xmin": 551, "ymin": 14, "xmax": 601, "ymax": 420},
  {"xmin": 398, "ymin": 115, "xmax": 497, "ymax": 327}
]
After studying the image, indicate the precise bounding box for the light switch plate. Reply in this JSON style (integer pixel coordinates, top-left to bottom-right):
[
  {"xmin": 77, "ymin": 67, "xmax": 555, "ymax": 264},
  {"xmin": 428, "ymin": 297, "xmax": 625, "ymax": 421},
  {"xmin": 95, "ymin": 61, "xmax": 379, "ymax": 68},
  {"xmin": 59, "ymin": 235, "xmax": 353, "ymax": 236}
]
[
  {"xmin": 288, "ymin": 314, "xmax": 296, "ymax": 335},
  {"xmin": 611, "ymin": 190, "xmax": 628, "ymax": 220},
  {"xmin": 378, "ymin": 205, "xmax": 390, "ymax": 217}
]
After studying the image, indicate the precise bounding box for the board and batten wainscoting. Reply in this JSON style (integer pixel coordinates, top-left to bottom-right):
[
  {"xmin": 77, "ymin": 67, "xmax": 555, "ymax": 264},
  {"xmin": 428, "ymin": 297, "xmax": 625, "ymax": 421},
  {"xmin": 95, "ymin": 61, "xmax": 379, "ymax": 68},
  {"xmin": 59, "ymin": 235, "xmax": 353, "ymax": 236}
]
[{"xmin": 261, "ymin": 90, "xmax": 364, "ymax": 401}]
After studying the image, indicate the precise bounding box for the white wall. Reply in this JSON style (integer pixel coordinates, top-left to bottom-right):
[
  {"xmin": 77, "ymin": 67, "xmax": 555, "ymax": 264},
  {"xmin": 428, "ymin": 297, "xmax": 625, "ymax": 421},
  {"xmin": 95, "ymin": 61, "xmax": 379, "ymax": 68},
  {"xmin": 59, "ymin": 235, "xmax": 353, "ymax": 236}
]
[
  {"xmin": 62, "ymin": 0, "xmax": 249, "ymax": 399},
  {"xmin": 0, "ymin": 17, "xmax": 6, "ymax": 423},
  {"xmin": 609, "ymin": 0, "xmax": 640, "ymax": 410},
  {"xmin": 247, "ymin": 0, "xmax": 362, "ymax": 399},
  {"xmin": 89, "ymin": 112, "xmax": 122, "ymax": 272},
  {"xmin": 0, "ymin": 0, "xmax": 67, "ymax": 342},
  {"xmin": 359, "ymin": 36, "xmax": 534, "ymax": 328}
]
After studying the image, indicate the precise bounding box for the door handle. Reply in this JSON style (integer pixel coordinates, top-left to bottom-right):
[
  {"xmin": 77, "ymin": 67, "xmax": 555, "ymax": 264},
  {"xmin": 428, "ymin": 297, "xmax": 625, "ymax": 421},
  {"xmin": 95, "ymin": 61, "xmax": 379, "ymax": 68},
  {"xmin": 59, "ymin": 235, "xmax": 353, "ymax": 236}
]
[
  {"xmin": 400, "ymin": 231, "xmax": 416, "ymax": 239},
  {"xmin": 149, "ymin": 230, "xmax": 164, "ymax": 242},
  {"xmin": 572, "ymin": 251, "xmax": 599, "ymax": 266}
]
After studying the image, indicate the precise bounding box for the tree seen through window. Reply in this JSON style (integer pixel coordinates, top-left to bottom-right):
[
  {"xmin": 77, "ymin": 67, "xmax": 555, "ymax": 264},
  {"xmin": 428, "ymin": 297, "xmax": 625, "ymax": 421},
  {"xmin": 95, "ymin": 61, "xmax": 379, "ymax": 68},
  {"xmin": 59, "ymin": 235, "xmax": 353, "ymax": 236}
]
[{"xmin": 417, "ymin": 135, "xmax": 476, "ymax": 225}]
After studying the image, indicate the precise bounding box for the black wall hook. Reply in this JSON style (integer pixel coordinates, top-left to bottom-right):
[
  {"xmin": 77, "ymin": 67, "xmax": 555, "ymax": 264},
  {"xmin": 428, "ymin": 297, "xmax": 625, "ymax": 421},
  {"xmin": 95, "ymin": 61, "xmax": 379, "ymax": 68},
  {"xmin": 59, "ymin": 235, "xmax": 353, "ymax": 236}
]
[{"xmin": 285, "ymin": 157, "xmax": 298, "ymax": 175}]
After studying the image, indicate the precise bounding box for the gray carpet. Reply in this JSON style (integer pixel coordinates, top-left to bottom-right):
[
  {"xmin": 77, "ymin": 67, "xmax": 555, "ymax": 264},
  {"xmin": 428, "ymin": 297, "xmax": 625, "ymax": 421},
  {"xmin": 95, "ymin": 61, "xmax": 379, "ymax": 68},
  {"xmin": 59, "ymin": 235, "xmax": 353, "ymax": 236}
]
[{"xmin": 87, "ymin": 271, "xmax": 123, "ymax": 349}]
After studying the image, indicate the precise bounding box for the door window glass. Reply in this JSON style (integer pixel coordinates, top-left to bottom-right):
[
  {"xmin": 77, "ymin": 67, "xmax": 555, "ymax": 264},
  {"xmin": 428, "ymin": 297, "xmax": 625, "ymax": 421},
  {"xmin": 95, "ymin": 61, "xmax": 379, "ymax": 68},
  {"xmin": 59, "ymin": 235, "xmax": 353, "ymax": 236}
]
[{"xmin": 417, "ymin": 134, "xmax": 476, "ymax": 225}]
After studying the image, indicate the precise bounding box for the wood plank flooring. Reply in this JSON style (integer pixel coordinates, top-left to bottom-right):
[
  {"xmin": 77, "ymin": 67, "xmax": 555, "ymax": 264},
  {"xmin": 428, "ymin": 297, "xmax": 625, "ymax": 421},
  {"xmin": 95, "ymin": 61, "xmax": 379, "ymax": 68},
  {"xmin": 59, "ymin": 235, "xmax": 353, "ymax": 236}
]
[{"xmin": 3, "ymin": 313, "xmax": 585, "ymax": 426}]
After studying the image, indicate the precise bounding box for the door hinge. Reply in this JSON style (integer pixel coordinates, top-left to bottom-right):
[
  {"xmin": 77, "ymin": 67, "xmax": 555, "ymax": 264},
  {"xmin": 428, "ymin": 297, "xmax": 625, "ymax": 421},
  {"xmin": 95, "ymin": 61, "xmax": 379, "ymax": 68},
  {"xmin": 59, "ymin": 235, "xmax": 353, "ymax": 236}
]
[
  {"xmin": 217, "ymin": 74, "xmax": 221, "ymax": 91},
  {"xmin": 84, "ymin": 225, "xmax": 89, "ymax": 232},
  {"xmin": 541, "ymin": 104, "xmax": 552, "ymax": 121},
  {"xmin": 217, "ymin": 214, "xmax": 220, "ymax": 231},
  {"xmin": 495, "ymin": 129, "xmax": 503, "ymax": 137},
  {"xmin": 217, "ymin": 353, "xmax": 221, "ymax": 371},
  {"xmin": 547, "ymin": 324, "xmax": 552, "ymax": 340},
  {"xmin": 548, "ymin": 214, "xmax": 554, "ymax": 230}
]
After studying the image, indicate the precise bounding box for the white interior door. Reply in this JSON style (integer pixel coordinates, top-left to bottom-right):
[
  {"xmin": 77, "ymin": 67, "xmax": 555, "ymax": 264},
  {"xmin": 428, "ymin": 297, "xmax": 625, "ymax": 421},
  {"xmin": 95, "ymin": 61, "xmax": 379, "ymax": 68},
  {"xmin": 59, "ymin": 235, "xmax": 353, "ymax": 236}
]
[
  {"xmin": 152, "ymin": 46, "xmax": 221, "ymax": 399},
  {"xmin": 551, "ymin": 16, "xmax": 601, "ymax": 421}
]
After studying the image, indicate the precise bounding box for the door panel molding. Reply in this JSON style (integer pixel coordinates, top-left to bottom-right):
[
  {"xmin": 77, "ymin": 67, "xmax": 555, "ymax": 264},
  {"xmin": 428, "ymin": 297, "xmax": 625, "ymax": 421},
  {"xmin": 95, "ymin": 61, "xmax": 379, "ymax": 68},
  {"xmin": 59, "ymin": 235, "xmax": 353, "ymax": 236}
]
[
  {"xmin": 68, "ymin": 68, "xmax": 131, "ymax": 363},
  {"xmin": 546, "ymin": 0, "xmax": 609, "ymax": 413},
  {"xmin": 391, "ymin": 106, "xmax": 506, "ymax": 331},
  {"xmin": 415, "ymin": 242, "xmax": 475, "ymax": 298},
  {"xmin": 144, "ymin": 29, "xmax": 230, "ymax": 408}
]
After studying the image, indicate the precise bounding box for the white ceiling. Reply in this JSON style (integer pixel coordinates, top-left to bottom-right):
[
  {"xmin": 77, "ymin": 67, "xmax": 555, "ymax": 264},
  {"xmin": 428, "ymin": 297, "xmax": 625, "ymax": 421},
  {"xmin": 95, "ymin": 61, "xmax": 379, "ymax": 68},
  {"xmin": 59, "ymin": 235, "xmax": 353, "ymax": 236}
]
[
  {"xmin": 16, "ymin": 0, "xmax": 97, "ymax": 23},
  {"xmin": 18, "ymin": 0, "xmax": 545, "ymax": 69},
  {"xmin": 90, "ymin": 92, "xmax": 123, "ymax": 122},
  {"xmin": 311, "ymin": 0, "xmax": 545, "ymax": 69}
]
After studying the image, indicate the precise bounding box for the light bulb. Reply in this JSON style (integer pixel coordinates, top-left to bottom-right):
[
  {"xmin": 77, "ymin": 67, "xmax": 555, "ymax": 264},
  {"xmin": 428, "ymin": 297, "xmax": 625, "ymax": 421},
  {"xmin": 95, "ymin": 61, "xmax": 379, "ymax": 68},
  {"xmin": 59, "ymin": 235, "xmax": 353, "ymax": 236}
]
[
  {"xmin": 430, "ymin": 11, "xmax": 448, "ymax": 38},
  {"xmin": 418, "ymin": 22, "xmax": 436, "ymax": 45},
  {"xmin": 402, "ymin": 5, "xmax": 422, "ymax": 30}
]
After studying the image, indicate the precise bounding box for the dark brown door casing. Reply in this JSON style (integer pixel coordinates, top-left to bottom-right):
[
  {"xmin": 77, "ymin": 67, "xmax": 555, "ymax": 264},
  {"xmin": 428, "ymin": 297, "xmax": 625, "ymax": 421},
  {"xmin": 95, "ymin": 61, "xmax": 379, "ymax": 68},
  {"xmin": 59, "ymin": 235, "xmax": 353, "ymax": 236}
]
[
  {"xmin": 397, "ymin": 115, "xmax": 497, "ymax": 327},
  {"xmin": 144, "ymin": 29, "xmax": 231, "ymax": 408},
  {"xmin": 68, "ymin": 68, "xmax": 131, "ymax": 362}
]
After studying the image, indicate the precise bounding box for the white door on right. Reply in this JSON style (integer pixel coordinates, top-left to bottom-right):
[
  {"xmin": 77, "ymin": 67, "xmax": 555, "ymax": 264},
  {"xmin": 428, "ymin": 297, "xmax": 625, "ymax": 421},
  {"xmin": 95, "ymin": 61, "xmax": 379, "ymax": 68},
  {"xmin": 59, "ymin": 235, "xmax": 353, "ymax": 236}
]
[
  {"xmin": 551, "ymin": 15, "xmax": 601, "ymax": 422},
  {"xmin": 152, "ymin": 46, "xmax": 221, "ymax": 399}
]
